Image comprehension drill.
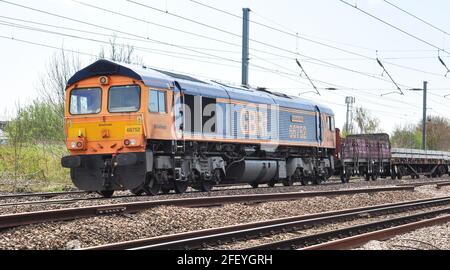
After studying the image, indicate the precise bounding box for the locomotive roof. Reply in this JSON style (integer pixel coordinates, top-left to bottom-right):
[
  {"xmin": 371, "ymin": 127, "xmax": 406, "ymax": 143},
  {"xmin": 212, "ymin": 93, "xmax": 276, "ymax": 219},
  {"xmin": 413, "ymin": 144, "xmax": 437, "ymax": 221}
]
[{"xmin": 67, "ymin": 60, "xmax": 334, "ymax": 115}]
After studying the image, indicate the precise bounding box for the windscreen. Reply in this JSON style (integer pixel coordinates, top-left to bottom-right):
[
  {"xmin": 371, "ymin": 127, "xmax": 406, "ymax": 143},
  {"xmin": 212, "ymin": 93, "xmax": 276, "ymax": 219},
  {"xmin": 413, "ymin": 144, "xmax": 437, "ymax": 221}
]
[
  {"xmin": 108, "ymin": 85, "xmax": 141, "ymax": 113},
  {"xmin": 70, "ymin": 88, "xmax": 102, "ymax": 115}
]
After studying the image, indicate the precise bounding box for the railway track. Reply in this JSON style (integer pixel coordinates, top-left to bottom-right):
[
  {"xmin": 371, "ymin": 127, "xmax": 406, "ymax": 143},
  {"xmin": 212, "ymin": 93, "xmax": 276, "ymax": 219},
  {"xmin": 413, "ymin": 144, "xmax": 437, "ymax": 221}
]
[
  {"xmin": 1, "ymin": 176, "xmax": 447, "ymax": 207},
  {"xmin": 436, "ymin": 182, "xmax": 450, "ymax": 189},
  {"xmin": 252, "ymin": 207, "xmax": 450, "ymax": 250},
  {"xmin": 0, "ymin": 186, "xmax": 413, "ymax": 230},
  {"xmin": 0, "ymin": 191, "xmax": 87, "ymax": 200},
  {"xmin": 81, "ymin": 195, "xmax": 450, "ymax": 250},
  {"xmin": 300, "ymin": 214, "xmax": 450, "ymax": 250},
  {"xmin": 396, "ymin": 180, "xmax": 450, "ymax": 187},
  {"xmin": 0, "ymin": 180, "xmax": 418, "ymax": 208}
]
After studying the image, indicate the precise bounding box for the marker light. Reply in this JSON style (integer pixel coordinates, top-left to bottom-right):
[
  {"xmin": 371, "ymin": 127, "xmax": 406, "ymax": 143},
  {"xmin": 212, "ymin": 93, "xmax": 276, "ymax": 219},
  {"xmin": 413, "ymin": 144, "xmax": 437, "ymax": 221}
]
[{"xmin": 99, "ymin": 76, "xmax": 109, "ymax": 85}]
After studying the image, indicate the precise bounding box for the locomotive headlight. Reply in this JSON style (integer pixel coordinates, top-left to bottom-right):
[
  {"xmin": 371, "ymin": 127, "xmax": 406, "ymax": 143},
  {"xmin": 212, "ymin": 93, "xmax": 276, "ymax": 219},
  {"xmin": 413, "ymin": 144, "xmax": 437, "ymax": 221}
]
[
  {"xmin": 99, "ymin": 76, "xmax": 109, "ymax": 85},
  {"xmin": 70, "ymin": 142, "xmax": 77, "ymax": 149},
  {"xmin": 76, "ymin": 142, "xmax": 83, "ymax": 148},
  {"xmin": 124, "ymin": 138, "xmax": 140, "ymax": 147}
]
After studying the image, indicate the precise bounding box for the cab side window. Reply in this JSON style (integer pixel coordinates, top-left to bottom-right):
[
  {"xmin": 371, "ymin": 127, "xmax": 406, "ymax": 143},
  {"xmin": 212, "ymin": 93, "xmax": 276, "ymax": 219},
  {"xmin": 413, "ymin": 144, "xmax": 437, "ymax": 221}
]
[
  {"xmin": 327, "ymin": 116, "xmax": 335, "ymax": 131},
  {"xmin": 149, "ymin": 90, "xmax": 167, "ymax": 113}
]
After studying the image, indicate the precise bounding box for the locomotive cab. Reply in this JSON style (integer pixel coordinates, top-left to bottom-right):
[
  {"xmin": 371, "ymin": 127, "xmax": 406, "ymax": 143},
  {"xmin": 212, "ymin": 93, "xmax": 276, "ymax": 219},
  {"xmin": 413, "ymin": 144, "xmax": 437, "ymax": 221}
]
[{"xmin": 62, "ymin": 74, "xmax": 154, "ymax": 196}]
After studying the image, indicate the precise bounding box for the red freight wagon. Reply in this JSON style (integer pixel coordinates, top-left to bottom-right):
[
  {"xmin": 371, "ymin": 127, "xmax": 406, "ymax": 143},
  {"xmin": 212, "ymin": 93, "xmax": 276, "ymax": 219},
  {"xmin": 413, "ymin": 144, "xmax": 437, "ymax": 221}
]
[{"xmin": 340, "ymin": 133, "xmax": 391, "ymax": 182}]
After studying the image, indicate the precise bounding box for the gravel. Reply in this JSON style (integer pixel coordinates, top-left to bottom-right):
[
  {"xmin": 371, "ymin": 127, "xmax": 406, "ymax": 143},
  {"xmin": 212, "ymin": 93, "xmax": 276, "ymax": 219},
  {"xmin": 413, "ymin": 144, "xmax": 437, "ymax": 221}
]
[
  {"xmin": 0, "ymin": 177, "xmax": 444, "ymax": 215},
  {"xmin": 211, "ymin": 205, "xmax": 449, "ymax": 250},
  {"xmin": 358, "ymin": 220, "xmax": 450, "ymax": 250},
  {"xmin": 0, "ymin": 190, "xmax": 435, "ymax": 250}
]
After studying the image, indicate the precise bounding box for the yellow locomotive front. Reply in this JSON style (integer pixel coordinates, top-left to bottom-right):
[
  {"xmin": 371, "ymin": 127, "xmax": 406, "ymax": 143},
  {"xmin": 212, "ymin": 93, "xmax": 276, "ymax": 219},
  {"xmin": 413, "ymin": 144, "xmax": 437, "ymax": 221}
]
[{"xmin": 62, "ymin": 68, "xmax": 152, "ymax": 197}]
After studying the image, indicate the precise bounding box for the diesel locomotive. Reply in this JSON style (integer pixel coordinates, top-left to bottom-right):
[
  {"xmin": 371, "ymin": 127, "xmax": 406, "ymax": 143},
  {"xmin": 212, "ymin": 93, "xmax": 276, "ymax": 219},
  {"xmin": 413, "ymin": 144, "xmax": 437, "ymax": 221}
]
[{"xmin": 61, "ymin": 60, "xmax": 337, "ymax": 197}]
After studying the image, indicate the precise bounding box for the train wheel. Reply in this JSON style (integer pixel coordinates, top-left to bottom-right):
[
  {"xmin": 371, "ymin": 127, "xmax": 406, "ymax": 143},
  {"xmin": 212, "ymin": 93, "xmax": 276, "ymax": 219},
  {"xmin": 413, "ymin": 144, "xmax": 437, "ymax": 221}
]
[
  {"xmin": 371, "ymin": 174, "xmax": 378, "ymax": 181},
  {"xmin": 345, "ymin": 174, "xmax": 350, "ymax": 183},
  {"xmin": 390, "ymin": 167, "xmax": 397, "ymax": 180},
  {"xmin": 161, "ymin": 187, "xmax": 172, "ymax": 194},
  {"xmin": 340, "ymin": 174, "xmax": 347, "ymax": 183},
  {"xmin": 365, "ymin": 173, "xmax": 370, "ymax": 181},
  {"xmin": 250, "ymin": 182, "xmax": 259, "ymax": 188},
  {"xmin": 174, "ymin": 181, "xmax": 188, "ymax": 194},
  {"xmin": 341, "ymin": 172, "xmax": 350, "ymax": 183},
  {"xmin": 201, "ymin": 181, "xmax": 214, "ymax": 192},
  {"xmin": 131, "ymin": 188, "xmax": 145, "ymax": 196},
  {"xmin": 314, "ymin": 177, "xmax": 323, "ymax": 185},
  {"xmin": 268, "ymin": 181, "xmax": 276, "ymax": 187},
  {"xmin": 145, "ymin": 176, "xmax": 161, "ymax": 196},
  {"xmin": 282, "ymin": 177, "xmax": 294, "ymax": 186},
  {"xmin": 99, "ymin": 190, "xmax": 114, "ymax": 198}
]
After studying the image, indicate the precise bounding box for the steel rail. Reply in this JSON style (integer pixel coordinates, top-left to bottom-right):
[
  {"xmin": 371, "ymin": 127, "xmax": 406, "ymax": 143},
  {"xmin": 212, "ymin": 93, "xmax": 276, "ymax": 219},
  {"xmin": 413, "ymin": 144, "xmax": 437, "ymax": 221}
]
[
  {"xmin": 0, "ymin": 191, "xmax": 87, "ymax": 200},
  {"xmin": 247, "ymin": 207, "xmax": 450, "ymax": 250},
  {"xmin": 0, "ymin": 194, "xmax": 141, "ymax": 208},
  {"xmin": 83, "ymin": 195, "xmax": 450, "ymax": 250},
  {"xmin": 0, "ymin": 185, "xmax": 412, "ymax": 208},
  {"xmin": 436, "ymin": 182, "xmax": 450, "ymax": 189},
  {"xmin": 300, "ymin": 214, "xmax": 450, "ymax": 250},
  {"xmin": 0, "ymin": 186, "xmax": 414, "ymax": 230},
  {"xmin": 396, "ymin": 180, "xmax": 450, "ymax": 187}
]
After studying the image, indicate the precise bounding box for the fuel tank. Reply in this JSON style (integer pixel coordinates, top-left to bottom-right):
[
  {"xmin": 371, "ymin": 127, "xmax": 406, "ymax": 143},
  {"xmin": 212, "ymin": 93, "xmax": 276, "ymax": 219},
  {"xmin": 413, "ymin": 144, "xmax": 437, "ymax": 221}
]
[{"xmin": 225, "ymin": 160, "xmax": 278, "ymax": 184}]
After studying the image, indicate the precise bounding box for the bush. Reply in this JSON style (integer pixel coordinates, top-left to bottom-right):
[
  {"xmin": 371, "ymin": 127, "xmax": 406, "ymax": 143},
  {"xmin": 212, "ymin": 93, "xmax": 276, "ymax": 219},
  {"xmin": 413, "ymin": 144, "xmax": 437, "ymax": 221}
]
[{"xmin": 0, "ymin": 144, "xmax": 72, "ymax": 192}]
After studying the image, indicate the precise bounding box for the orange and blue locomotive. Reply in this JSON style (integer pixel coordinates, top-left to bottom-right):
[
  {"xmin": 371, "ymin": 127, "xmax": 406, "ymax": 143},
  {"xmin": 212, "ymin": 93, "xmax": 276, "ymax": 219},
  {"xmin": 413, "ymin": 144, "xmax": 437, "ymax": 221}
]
[{"xmin": 62, "ymin": 60, "xmax": 337, "ymax": 197}]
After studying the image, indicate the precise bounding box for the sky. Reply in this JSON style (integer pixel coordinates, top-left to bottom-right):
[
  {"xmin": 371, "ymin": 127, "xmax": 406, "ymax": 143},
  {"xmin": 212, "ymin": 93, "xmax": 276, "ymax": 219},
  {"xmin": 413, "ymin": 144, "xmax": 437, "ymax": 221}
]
[{"xmin": 1, "ymin": 0, "xmax": 450, "ymax": 133}]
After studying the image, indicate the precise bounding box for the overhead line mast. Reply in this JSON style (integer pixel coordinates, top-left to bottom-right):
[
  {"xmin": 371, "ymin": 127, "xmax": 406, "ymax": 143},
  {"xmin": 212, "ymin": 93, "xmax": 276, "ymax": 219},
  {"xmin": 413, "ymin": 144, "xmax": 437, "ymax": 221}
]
[{"xmin": 242, "ymin": 8, "xmax": 250, "ymax": 86}]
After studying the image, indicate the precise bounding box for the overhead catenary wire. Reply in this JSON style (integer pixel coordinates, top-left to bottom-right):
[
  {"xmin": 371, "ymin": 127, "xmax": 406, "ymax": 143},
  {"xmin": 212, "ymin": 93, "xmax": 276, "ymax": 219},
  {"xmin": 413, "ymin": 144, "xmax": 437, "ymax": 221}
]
[
  {"xmin": 0, "ymin": 1, "xmax": 273, "ymax": 67},
  {"xmin": 14, "ymin": 0, "xmax": 390, "ymax": 83},
  {"xmin": 125, "ymin": 0, "xmax": 423, "ymax": 85},
  {"xmin": 0, "ymin": 20, "xmax": 243, "ymax": 65},
  {"xmin": 0, "ymin": 34, "xmax": 428, "ymax": 123},
  {"xmin": 250, "ymin": 55, "xmax": 425, "ymax": 112},
  {"xmin": 0, "ymin": 0, "xmax": 420, "ymax": 90},
  {"xmin": 186, "ymin": 0, "xmax": 450, "ymax": 79},
  {"xmin": 1, "ymin": 0, "xmax": 447, "ymax": 122},
  {"xmin": 69, "ymin": 0, "xmax": 243, "ymax": 54},
  {"xmin": 383, "ymin": 0, "xmax": 450, "ymax": 36},
  {"xmin": 339, "ymin": 0, "xmax": 450, "ymax": 55},
  {"xmin": 189, "ymin": 0, "xmax": 377, "ymax": 53},
  {"xmin": 0, "ymin": 33, "xmax": 416, "ymax": 121},
  {"xmin": 38, "ymin": 0, "xmax": 449, "ymax": 87}
]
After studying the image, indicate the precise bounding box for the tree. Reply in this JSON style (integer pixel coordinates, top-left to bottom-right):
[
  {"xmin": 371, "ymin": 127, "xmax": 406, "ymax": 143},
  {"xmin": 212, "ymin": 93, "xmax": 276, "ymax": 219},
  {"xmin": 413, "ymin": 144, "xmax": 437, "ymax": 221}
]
[
  {"xmin": 98, "ymin": 34, "xmax": 143, "ymax": 64},
  {"xmin": 37, "ymin": 49, "xmax": 81, "ymax": 143},
  {"xmin": 354, "ymin": 107, "xmax": 381, "ymax": 134},
  {"xmin": 417, "ymin": 116, "xmax": 450, "ymax": 150},
  {"xmin": 390, "ymin": 116, "xmax": 450, "ymax": 151},
  {"xmin": 36, "ymin": 36, "xmax": 142, "ymax": 143},
  {"xmin": 390, "ymin": 124, "xmax": 421, "ymax": 149},
  {"xmin": 4, "ymin": 103, "xmax": 31, "ymax": 180}
]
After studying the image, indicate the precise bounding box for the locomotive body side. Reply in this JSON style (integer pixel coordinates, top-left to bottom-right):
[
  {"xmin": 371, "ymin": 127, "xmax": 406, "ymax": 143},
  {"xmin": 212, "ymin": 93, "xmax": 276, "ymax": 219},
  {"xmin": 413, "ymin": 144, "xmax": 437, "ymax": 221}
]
[{"xmin": 62, "ymin": 60, "xmax": 337, "ymax": 196}]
